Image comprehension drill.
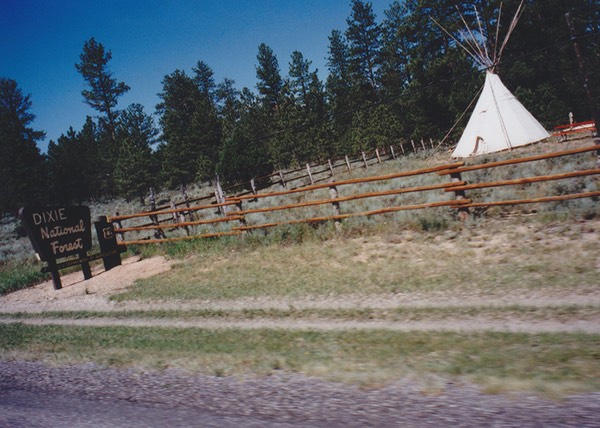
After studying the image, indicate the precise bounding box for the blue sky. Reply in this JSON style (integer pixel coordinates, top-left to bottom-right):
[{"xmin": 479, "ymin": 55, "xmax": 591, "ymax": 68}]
[{"xmin": 1, "ymin": 0, "xmax": 391, "ymax": 152}]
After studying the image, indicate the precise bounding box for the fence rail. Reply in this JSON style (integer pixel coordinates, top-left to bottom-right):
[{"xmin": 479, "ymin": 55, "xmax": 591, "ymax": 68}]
[
  {"xmin": 437, "ymin": 144, "xmax": 599, "ymax": 175},
  {"xmin": 231, "ymin": 199, "xmax": 471, "ymax": 232},
  {"xmin": 446, "ymin": 169, "xmax": 600, "ymax": 192},
  {"xmin": 108, "ymin": 142, "xmax": 600, "ymax": 246},
  {"xmin": 463, "ymin": 190, "xmax": 600, "ymax": 209}
]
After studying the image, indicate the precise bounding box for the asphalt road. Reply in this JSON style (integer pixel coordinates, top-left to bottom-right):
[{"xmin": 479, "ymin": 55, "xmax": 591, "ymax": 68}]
[{"xmin": 2, "ymin": 360, "xmax": 599, "ymax": 428}]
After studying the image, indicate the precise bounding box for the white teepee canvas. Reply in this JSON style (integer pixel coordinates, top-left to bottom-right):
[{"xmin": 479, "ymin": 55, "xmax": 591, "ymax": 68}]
[
  {"xmin": 452, "ymin": 71, "xmax": 550, "ymax": 157},
  {"xmin": 433, "ymin": 1, "xmax": 550, "ymax": 158}
]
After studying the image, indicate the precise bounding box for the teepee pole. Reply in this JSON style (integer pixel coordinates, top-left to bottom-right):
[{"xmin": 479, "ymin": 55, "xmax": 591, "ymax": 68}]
[
  {"xmin": 456, "ymin": 9, "xmax": 489, "ymax": 64},
  {"xmin": 474, "ymin": 6, "xmax": 491, "ymax": 65},
  {"xmin": 492, "ymin": 3, "xmax": 503, "ymax": 66},
  {"xmin": 497, "ymin": 0, "xmax": 525, "ymax": 64},
  {"xmin": 488, "ymin": 74, "xmax": 513, "ymax": 149},
  {"xmin": 430, "ymin": 16, "xmax": 482, "ymax": 66}
]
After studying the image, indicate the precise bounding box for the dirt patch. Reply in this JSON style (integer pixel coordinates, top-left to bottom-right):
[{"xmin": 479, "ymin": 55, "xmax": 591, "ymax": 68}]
[
  {"xmin": 0, "ymin": 256, "xmax": 174, "ymax": 313},
  {"xmin": 4, "ymin": 315, "xmax": 598, "ymax": 334}
]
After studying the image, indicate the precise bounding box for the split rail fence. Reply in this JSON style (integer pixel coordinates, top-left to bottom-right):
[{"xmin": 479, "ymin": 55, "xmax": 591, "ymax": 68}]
[
  {"xmin": 108, "ymin": 143, "xmax": 600, "ymax": 246},
  {"xmin": 109, "ymin": 140, "xmax": 433, "ymax": 237}
]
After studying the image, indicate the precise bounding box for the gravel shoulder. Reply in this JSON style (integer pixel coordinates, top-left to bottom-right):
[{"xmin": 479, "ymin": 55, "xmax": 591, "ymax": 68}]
[{"xmin": 2, "ymin": 360, "xmax": 600, "ymax": 427}]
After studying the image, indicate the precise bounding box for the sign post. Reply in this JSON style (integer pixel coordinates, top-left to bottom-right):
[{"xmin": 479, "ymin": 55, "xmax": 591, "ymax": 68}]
[{"xmin": 94, "ymin": 216, "xmax": 124, "ymax": 271}]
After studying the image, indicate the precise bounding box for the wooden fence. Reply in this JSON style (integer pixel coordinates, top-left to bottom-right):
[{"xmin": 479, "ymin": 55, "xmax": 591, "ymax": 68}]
[
  {"xmin": 140, "ymin": 138, "xmax": 440, "ymax": 219},
  {"xmin": 108, "ymin": 142, "xmax": 600, "ymax": 246}
]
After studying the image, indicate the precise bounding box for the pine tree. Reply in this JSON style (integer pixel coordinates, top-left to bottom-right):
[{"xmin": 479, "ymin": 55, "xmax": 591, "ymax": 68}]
[
  {"xmin": 193, "ymin": 60, "xmax": 216, "ymax": 101},
  {"xmin": 256, "ymin": 43, "xmax": 283, "ymax": 111},
  {"xmin": 326, "ymin": 29, "xmax": 354, "ymax": 152},
  {"xmin": 217, "ymin": 88, "xmax": 272, "ymax": 183},
  {"xmin": 0, "ymin": 78, "xmax": 48, "ymax": 212},
  {"xmin": 380, "ymin": 0, "xmax": 480, "ymax": 141},
  {"xmin": 47, "ymin": 128, "xmax": 84, "ymax": 203},
  {"xmin": 75, "ymin": 38, "xmax": 130, "ymax": 196},
  {"xmin": 114, "ymin": 104, "xmax": 158, "ymax": 203},
  {"xmin": 283, "ymin": 51, "xmax": 330, "ymax": 164},
  {"xmin": 75, "ymin": 38, "xmax": 130, "ymax": 141},
  {"xmin": 157, "ymin": 66, "xmax": 222, "ymax": 187},
  {"xmin": 157, "ymin": 70, "xmax": 201, "ymax": 187},
  {"xmin": 345, "ymin": 0, "xmax": 382, "ymax": 97},
  {"xmin": 46, "ymin": 117, "xmax": 103, "ymax": 203},
  {"xmin": 215, "ymin": 78, "xmax": 241, "ymax": 141},
  {"xmin": 288, "ymin": 51, "xmax": 312, "ymax": 104},
  {"xmin": 77, "ymin": 116, "xmax": 103, "ymax": 200}
]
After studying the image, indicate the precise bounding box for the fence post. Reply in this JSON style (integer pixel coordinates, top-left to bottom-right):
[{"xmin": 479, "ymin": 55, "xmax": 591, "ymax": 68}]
[
  {"xmin": 450, "ymin": 172, "xmax": 470, "ymax": 221},
  {"xmin": 170, "ymin": 201, "xmax": 178, "ymax": 223},
  {"xmin": 329, "ymin": 182, "xmax": 342, "ymax": 229},
  {"xmin": 420, "ymin": 138, "xmax": 426, "ymax": 151},
  {"xmin": 400, "ymin": 142, "xmax": 405, "ymax": 155},
  {"xmin": 214, "ymin": 176, "xmax": 227, "ymax": 215},
  {"xmin": 306, "ymin": 163, "xmax": 314, "ymax": 185},
  {"xmin": 170, "ymin": 201, "xmax": 189, "ymax": 235},
  {"xmin": 390, "ymin": 146, "xmax": 396, "ymax": 160},
  {"xmin": 236, "ymin": 199, "xmax": 247, "ymax": 229},
  {"xmin": 328, "ymin": 159, "xmax": 335, "ymax": 176},
  {"xmin": 149, "ymin": 187, "xmax": 166, "ymax": 239},
  {"xmin": 375, "ymin": 148, "xmax": 381, "ymax": 163},
  {"xmin": 411, "ymin": 140, "xmax": 416, "ymax": 152},
  {"xmin": 345, "ymin": 155, "xmax": 352, "ymax": 172},
  {"xmin": 430, "ymin": 138, "xmax": 435, "ymax": 149},
  {"xmin": 95, "ymin": 215, "xmax": 123, "ymax": 270},
  {"xmin": 250, "ymin": 178, "xmax": 258, "ymax": 202},
  {"xmin": 182, "ymin": 184, "xmax": 195, "ymax": 221},
  {"xmin": 279, "ymin": 171, "xmax": 287, "ymax": 188},
  {"xmin": 362, "ymin": 152, "xmax": 368, "ymax": 169},
  {"xmin": 114, "ymin": 211, "xmax": 124, "ymax": 241}
]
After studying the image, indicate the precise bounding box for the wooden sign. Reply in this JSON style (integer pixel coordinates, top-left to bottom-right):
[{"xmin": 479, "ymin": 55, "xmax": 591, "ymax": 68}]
[
  {"xmin": 19, "ymin": 206, "xmax": 93, "ymax": 290},
  {"xmin": 19, "ymin": 206, "xmax": 92, "ymax": 261}
]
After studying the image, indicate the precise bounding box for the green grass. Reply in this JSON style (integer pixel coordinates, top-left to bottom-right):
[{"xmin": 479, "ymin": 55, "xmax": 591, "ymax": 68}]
[
  {"xmin": 0, "ymin": 263, "xmax": 48, "ymax": 295},
  {"xmin": 1, "ymin": 323, "xmax": 598, "ymax": 395},
  {"xmin": 2, "ymin": 305, "xmax": 598, "ymax": 323}
]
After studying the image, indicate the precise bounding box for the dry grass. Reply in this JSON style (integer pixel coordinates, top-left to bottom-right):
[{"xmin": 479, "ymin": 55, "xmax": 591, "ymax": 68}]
[{"xmin": 112, "ymin": 215, "xmax": 599, "ymax": 302}]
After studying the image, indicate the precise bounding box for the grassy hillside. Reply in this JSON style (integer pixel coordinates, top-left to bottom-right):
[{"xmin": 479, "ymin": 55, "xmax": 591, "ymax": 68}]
[{"xmin": 1, "ymin": 135, "xmax": 598, "ymax": 292}]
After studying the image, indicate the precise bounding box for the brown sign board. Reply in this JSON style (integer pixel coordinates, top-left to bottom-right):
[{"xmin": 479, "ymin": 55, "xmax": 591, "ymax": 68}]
[{"xmin": 19, "ymin": 206, "xmax": 92, "ymax": 262}]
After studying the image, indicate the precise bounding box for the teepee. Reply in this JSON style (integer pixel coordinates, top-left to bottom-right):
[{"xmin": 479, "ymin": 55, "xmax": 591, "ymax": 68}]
[{"xmin": 434, "ymin": 2, "xmax": 550, "ymax": 158}]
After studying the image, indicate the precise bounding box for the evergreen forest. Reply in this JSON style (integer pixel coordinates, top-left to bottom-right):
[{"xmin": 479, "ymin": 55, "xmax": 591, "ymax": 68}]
[{"xmin": 1, "ymin": 0, "xmax": 599, "ymax": 213}]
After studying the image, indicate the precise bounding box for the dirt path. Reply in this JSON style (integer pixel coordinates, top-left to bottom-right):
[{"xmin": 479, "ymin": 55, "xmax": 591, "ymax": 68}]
[{"xmin": 2, "ymin": 315, "xmax": 598, "ymax": 334}]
